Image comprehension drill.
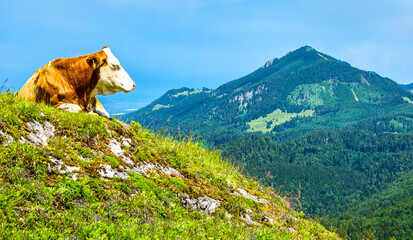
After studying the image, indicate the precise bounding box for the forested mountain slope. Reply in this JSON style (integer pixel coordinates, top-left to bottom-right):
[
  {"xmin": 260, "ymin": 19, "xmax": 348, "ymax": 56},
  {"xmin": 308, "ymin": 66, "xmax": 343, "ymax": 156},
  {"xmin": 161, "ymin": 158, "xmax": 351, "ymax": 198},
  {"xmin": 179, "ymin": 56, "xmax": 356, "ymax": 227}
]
[
  {"xmin": 325, "ymin": 170, "xmax": 413, "ymax": 239},
  {"xmin": 220, "ymin": 129, "xmax": 413, "ymax": 239}
]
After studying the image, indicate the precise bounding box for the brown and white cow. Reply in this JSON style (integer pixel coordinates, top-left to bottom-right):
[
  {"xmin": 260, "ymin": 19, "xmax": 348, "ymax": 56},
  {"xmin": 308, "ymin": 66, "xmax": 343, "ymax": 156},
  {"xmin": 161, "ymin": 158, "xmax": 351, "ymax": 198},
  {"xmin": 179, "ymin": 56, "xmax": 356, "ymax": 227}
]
[{"xmin": 17, "ymin": 47, "xmax": 135, "ymax": 117}]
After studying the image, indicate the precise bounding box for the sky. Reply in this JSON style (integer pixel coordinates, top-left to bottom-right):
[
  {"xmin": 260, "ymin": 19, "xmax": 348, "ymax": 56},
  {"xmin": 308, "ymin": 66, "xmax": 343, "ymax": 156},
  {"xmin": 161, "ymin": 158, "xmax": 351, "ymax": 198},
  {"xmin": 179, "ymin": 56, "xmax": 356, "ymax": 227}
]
[{"xmin": 1, "ymin": 0, "xmax": 413, "ymax": 114}]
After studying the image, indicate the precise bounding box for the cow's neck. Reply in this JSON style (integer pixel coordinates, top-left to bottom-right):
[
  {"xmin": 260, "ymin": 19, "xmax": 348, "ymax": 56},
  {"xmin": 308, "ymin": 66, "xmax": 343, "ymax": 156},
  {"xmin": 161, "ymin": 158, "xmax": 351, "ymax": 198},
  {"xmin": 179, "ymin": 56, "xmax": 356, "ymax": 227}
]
[{"xmin": 66, "ymin": 64, "xmax": 100, "ymax": 109}]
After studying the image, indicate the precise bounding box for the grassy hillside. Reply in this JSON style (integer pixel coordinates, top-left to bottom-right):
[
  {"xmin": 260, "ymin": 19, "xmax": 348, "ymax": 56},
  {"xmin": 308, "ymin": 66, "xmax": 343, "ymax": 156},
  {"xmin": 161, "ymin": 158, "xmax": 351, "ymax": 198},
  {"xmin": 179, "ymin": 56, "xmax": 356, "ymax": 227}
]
[{"xmin": 0, "ymin": 91, "xmax": 338, "ymax": 239}]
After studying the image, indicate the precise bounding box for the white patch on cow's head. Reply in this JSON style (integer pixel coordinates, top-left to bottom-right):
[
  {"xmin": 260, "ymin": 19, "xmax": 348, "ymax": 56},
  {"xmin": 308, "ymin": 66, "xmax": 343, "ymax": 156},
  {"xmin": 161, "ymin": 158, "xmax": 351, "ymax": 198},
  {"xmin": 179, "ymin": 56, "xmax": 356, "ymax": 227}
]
[{"xmin": 91, "ymin": 47, "xmax": 136, "ymax": 96}]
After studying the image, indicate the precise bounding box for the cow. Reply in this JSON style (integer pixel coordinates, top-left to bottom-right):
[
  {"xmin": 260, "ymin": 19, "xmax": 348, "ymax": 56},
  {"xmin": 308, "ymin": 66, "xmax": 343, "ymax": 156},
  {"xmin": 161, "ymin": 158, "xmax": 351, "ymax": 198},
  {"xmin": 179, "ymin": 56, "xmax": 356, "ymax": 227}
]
[{"xmin": 17, "ymin": 46, "xmax": 135, "ymax": 118}]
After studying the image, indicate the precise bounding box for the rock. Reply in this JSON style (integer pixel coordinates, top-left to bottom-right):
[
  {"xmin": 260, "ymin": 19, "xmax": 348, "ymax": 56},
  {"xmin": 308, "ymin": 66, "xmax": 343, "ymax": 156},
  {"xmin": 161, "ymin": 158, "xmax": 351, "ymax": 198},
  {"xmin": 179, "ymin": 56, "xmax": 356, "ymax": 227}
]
[
  {"xmin": 241, "ymin": 214, "xmax": 258, "ymax": 225},
  {"xmin": 263, "ymin": 216, "xmax": 275, "ymax": 225},
  {"xmin": 126, "ymin": 161, "xmax": 182, "ymax": 178},
  {"xmin": 0, "ymin": 130, "xmax": 13, "ymax": 146},
  {"xmin": 157, "ymin": 164, "xmax": 182, "ymax": 177},
  {"xmin": 198, "ymin": 196, "xmax": 221, "ymax": 214},
  {"xmin": 47, "ymin": 157, "xmax": 64, "ymax": 173},
  {"xmin": 122, "ymin": 156, "xmax": 135, "ymax": 165},
  {"xmin": 180, "ymin": 193, "xmax": 221, "ymax": 215},
  {"xmin": 71, "ymin": 173, "xmax": 79, "ymax": 181},
  {"xmin": 98, "ymin": 164, "xmax": 129, "ymax": 180},
  {"xmin": 47, "ymin": 157, "xmax": 80, "ymax": 175},
  {"xmin": 241, "ymin": 208, "xmax": 259, "ymax": 225},
  {"xmin": 26, "ymin": 120, "xmax": 55, "ymax": 146},
  {"xmin": 229, "ymin": 190, "xmax": 242, "ymax": 197},
  {"xmin": 108, "ymin": 139, "xmax": 123, "ymax": 157},
  {"xmin": 245, "ymin": 208, "xmax": 254, "ymax": 215},
  {"xmin": 225, "ymin": 212, "xmax": 233, "ymax": 220},
  {"xmin": 121, "ymin": 137, "xmax": 132, "ymax": 147},
  {"xmin": 97, "ymin": 157, "xmax": 183, "ymax": 180},
  {"xmin": 107, "ymin": 138, "xmax": 136, "ymax": 166},
  {"xmin": 180, "ymin": 193, "xmax": 199, "ymax": 211},
  {"xmin": 61, "ymin": 165, "xmax": 80, "ymax": 175},
  {"xmin": 127, "ymin": 161, "xmax": 157, "ymax": 178},
  {"xmin": 237, "ymin": 188, "xmax": 269, "ymax": 204}
]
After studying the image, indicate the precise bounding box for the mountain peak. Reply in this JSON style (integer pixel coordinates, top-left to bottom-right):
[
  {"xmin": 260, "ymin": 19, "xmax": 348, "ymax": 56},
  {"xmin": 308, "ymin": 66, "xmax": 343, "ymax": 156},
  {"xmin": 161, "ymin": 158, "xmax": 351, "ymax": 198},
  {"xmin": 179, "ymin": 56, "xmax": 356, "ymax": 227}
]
[
  {"xmin": 285, "ymin": 45, "xmax": 327, "ymax": 59},
  {"xmin": 293, "ymin": 45, "xmax": 316, "ymax": 53},
  {"xmin": 261, "ymin": 46, "xmax": 332, "ymax": 69},
  {"xmin": 261, "ymin": 58, "xmax": 278, "ymax": 68},
  {"xmin": 285, "ymin": 45, "xmax": 317, "ymax": 56}
]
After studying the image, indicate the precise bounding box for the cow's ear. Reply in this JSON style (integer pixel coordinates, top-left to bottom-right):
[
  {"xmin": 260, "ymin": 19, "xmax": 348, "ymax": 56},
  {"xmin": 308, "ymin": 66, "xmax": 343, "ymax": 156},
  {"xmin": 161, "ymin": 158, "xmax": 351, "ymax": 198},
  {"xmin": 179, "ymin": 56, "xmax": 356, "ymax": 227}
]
[{"xmin": 86, "ymin": 57, "xmax": 100, "ymax": 68}]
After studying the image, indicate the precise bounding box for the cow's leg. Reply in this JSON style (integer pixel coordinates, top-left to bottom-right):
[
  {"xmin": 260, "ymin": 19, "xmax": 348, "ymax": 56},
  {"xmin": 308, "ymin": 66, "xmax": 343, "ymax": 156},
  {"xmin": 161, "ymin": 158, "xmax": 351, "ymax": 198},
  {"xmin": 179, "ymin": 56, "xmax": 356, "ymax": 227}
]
[
  {"xmin": 93, "ymin": 98, "xmax": 110, "ymax": 118},
  {"xmin": 58, "ymin": 103, "xmax": 83, "ymax": 113}
]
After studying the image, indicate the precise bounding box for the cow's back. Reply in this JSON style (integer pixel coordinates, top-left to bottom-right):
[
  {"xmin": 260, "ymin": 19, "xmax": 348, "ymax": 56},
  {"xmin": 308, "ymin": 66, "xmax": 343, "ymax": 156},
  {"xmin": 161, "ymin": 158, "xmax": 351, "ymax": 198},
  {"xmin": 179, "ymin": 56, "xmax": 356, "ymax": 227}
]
[
  {"xmin": 17, "ymin": 69, "xmax": 44, "ymax": 102},
  {"xmin": 17, "ymin": 55, "xmax": 95, "ymax": 107}
]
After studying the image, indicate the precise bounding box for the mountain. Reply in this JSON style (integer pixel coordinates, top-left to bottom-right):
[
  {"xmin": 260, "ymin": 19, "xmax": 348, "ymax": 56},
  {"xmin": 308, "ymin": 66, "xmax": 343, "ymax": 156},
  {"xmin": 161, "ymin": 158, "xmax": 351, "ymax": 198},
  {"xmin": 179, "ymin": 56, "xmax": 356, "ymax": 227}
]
[
  {"xmin": 400, "ymin": 82, "xmax": 413, "ymax": 93},
  {"xmin": 123, "ymin": 46, "xmax": 413, "ymax": 239},
  {"xmin": 124, "ymin": 46, "xmax": 413, "ymax": 144},
  {"xmin": 0, "ymin": 92, "xmax": 338, "ymax": 239}
]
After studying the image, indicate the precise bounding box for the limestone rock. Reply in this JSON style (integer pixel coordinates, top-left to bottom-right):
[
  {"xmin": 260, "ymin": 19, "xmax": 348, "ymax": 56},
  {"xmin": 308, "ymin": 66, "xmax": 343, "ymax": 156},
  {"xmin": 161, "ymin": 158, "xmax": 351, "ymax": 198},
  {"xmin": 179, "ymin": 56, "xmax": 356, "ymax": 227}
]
[
  {"xmin": 237, "ymin": 188, "xmax": 269, "ymax": 204},
  {"xmin": 287, "ymin": 227, "xmax": 296, "ymax": 233},
  {"xmin": 47, "ymin": 157, "xmax": 80, "ymax": 175},
  {"xmin": 0, "ymin": 130, "xmax": 13, "ymax": 146},
  {"xmin": 98, "ymin": 164, "xmax": 129, "ymax": 180},
  {"xmin": 108, "ymin": 139, "xmax": 123, "ymax": 157},
  {"xmin": 180, "ymin": 193, "xmax": 221, "ymax": 215},
  {"xmin": 263, "ymin": 216, "xmax": 275, "ymax": 225},
  {"xmin": 198, "ymin": 196, "xmax": 221, "ymax": 214},
  {"xmin": 122, "ymin": 156, "xmax": 135, "ymax": 165},
  {"xmin": 121, "ymin": 137, "xmax": 132, "ymax": 147},
  {"xmin": 241, "ymin": 214, "xmax": 258, "ymax": 225},
  {"xmin": 157, "ymin": 164, "xmax": 182, "ymax": 177},
  {"xmin": 26, "ymin": 120, "xmax": 55, "ymax": 146}
]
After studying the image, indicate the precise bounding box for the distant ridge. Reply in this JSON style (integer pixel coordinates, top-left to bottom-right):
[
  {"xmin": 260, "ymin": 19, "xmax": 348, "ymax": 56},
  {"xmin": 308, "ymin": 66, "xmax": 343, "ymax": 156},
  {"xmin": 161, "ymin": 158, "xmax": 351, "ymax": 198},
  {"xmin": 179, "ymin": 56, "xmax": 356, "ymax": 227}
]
[{"xmin": 400, "ymin": 82, "xmax": 413, "ymax": 93}]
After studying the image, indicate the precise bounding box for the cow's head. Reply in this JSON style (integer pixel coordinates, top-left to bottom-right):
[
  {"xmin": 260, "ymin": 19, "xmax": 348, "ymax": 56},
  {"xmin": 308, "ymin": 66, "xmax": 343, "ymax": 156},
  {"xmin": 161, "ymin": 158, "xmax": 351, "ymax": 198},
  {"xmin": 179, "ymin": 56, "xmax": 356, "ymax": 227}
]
[{"xmin": 90, "ymin": 47, "xmax": 136, "ymax": 96}]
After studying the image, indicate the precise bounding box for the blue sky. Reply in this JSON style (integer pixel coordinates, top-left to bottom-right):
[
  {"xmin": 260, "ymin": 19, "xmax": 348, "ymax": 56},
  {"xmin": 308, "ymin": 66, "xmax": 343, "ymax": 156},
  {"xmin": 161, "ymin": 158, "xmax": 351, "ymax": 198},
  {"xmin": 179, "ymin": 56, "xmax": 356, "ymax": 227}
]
[{"xmin": 1, "ymin": 0, "xmax": 412, "ymax": 114}]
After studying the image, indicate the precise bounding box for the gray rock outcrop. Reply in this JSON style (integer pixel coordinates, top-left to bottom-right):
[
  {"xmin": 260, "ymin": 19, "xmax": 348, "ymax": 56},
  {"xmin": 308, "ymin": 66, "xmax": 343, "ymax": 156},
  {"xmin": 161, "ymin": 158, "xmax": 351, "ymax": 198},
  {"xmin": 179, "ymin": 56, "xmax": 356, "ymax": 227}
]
[{"xmin": 26, "ymin": 120, "xmax": 55, "ymax": 146}]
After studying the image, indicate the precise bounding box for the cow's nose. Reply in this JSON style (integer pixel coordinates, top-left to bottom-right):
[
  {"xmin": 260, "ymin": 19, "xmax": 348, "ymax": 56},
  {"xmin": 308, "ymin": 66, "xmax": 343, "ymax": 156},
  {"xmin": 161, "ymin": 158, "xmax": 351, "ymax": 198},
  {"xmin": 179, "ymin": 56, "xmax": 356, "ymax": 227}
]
[{"xmin": 132, "ymin": 83, "xmax": 136, "ymax": 90}]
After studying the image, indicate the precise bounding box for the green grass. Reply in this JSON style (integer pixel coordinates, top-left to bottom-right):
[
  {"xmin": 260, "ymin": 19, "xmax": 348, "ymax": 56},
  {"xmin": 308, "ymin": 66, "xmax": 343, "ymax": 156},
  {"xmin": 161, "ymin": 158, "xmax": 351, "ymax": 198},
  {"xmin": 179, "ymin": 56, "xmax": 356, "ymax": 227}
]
[
  {"xmin": 402, "ymin": 96, "xmax": 413, "ymax": 104},
  {"xmin": 287, "ymin": 83, "xmax": 328, "ymax": 108},
  {"xmin": 247, "ymin": 109, "xmax": 315, "ymax": 133},
  {"xmin": 171, "ymin": 89, "xmax": 205, "ymax": 98},
  {"xmin": 152, "ymin": 104, "xmax": 172, "ymax": 111},
  {"xmin": 0, "ymin": 91, "xmax": 338, "ymax": 239}
]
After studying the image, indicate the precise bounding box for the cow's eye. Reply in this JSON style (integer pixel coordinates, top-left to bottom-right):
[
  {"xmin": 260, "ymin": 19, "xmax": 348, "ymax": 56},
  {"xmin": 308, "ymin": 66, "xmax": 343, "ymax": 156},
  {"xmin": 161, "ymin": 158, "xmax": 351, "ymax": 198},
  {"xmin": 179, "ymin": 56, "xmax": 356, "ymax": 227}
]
[{"xmin": 112, "ymin": 64, "xmax": 121, "ymax": 70}]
